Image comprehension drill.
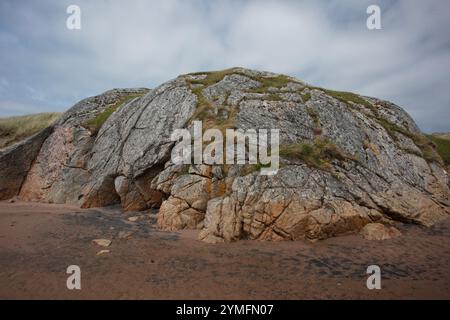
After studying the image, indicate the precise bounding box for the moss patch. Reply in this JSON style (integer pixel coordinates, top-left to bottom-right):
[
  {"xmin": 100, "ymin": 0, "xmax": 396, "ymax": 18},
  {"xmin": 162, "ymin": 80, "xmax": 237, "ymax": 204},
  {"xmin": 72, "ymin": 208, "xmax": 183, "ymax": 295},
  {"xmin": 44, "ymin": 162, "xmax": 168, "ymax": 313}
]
[
  {"xmin": 307, "ymin": 85, "xmax": 444, "ymax": 166},
  {"xmin": 302, "ymin": 92, "xmax": 311, "ymax": 103},
  {"xmin": 427, "ymin": 135, "xmax": 450, "ymax": 166},
  {"xmin": 0, "ymin": 112, "xmax": 61, "ymax": 149},
  {"xmin": 279, "ymin": 138, "xmax": 355, "ymax": 171},
  {"xmin": 375, "ymin": 118, "xmax": 443, "ymax": 165},
  {"xmin": 185, "ymin": 69, "xmax": 303, "ymax": 131},
  {"xmin": 241, "ymin": 163, "xmax": 273, "ymax": 176},
  {"xmin": 187, "ymin": 68, "xmax": 238, "ymax": 87},
  {"xmin": 83, "ymin": 94, "xmax": 144, "ymax": 134},
  {"xmin": 185, "ymin": 68, "xmax": 443, "ymax": 167},
  {"xmin": 306, "ymin": 107, "xmax": 320, "ymax": 128},
  {"xmin": 314, "ymin": 88, "xmax": 373, "ymax": 109},
  {"xmin": 251, "ymin": 75, "xmax": 297, "ymax": 93}
]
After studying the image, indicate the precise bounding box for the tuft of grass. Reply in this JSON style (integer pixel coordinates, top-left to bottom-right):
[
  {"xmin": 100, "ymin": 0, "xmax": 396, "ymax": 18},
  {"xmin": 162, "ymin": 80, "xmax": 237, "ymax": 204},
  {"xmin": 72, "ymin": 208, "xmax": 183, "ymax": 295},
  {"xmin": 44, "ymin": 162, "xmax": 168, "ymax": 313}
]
[
  {"xmin": 407, "ymin": 134, "xmax": 442, "ymax": 165},
  {"xmin": 186, "ymin": 70, "xmax": 243, "ymax": 131},
  {"xmin": 301, "ymin": 92, "xmax": 311, "ymax": 103},
  {"xmin": 250, "ymin": 75, "xmax": 297, "ymax": 93},
  {"xmin": 306, "ymin": 107, "xmax": 320, "ymax": 128},
  {"xmin": 279, "ymin": 138, "xmax": 353, "ymax": 171},
  {"xmin": 310, "ymin": 86, "xmax": 444, "ymax": 166},
  {"xmin": 188, "ymin": 86, "xmax": 220, "ymax": 131},
  {"xmin": 0, "ymin": 112, "xmax": 61, "ymax": 149},
  {"xmin": 186, "ymin": 68, "xmax": 299, "ymax": 95},
  {"xmin": 427, "ymin": 135, "xmax": 450, "ymax": 166},
  {"xmin": 83, "ymin": 93, "xmax": 144, "ymax": 134},
  {"xmin": 375, "ymin": 117, "xmax": 443, "ymax": 165},
  {"xmin": 241, "ymin": 163, "xmax": 273, "ymax": 176},
  {"xmin": 316, "ymin": 88, "xmax": 373, "ymax": 109},
  {"xmin": 186, "ymin": 68, "xmax": 240, "ymax": 87},
  {"xmin": 265, "ymin": 93, "xmax": 282, "ymax": 101}
]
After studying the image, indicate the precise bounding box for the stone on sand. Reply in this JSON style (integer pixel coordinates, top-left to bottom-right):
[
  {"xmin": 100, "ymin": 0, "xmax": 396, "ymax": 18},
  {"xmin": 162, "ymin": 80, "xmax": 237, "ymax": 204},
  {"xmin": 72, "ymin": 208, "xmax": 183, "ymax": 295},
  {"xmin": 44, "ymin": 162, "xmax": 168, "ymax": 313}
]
[
  {"xmin": 92, "ymin": 239, "xmax": 112, "ymax": 247},
  {"xmin": 127, "ymin": 216, "xmax": 140, "ymax": 222},
  {"xmin": 96, "ymin": 250, "xmax": 110, "ymax": 255}
]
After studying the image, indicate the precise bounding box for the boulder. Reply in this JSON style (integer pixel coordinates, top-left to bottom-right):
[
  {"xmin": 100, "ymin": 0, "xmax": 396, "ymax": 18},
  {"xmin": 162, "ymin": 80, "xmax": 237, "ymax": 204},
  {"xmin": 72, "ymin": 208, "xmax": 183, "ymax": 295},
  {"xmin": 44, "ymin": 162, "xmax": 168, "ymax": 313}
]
[
  {"xmin": 0, "ymin": 68, "xmax": 448, "ymax": 243},
  {"xmin": 361, "ymin": 223, "xmax": 402, "ymax": 241}
]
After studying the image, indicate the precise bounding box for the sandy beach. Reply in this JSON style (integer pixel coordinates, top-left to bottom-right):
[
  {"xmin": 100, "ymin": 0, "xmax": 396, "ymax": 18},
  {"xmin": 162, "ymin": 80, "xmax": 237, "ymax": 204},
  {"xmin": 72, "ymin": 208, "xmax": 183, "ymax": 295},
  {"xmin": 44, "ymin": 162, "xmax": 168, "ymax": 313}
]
[{"xmin": 1, "ymin": 201, "xmax": 450, "ymax": 300}]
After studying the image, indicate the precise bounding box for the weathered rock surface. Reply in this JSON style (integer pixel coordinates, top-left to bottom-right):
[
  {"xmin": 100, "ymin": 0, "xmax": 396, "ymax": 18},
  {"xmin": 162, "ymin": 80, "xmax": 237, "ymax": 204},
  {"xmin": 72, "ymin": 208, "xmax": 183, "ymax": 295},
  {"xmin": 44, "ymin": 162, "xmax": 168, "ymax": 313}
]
[
  {"xmin": 17, "ymin": 88, "xmax": 150, "ymax": 205},
  {"xmin": 361, "ymin": 223, "xmax": 402, "ymax": 241},
  {"xmin": 0, "ymin": 68, "xmax": 449, "ymax": 243}
]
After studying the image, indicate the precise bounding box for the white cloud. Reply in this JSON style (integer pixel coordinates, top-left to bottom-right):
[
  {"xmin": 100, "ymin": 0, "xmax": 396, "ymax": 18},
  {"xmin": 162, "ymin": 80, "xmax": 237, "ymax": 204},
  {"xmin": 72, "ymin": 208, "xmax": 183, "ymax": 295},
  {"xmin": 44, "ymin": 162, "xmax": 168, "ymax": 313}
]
[{"xmin": 0, "ymin": 0, "xmax": 449, "ymax": 132}]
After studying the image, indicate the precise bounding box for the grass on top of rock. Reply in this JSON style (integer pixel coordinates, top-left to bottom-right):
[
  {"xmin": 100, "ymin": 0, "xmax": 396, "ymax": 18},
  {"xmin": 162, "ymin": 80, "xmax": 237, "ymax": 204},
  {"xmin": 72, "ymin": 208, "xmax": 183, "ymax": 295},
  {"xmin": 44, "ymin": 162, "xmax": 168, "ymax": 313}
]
[
  {"xmin": 185, "ymin": 67, "xmax": 299, "ymax": 89},
  {"xmin": 185, "ymin": 68, "xmax": 301, "ymax": 129},
  {"xmin": 374, "ymin": 117, "xmax": 443, "ymax": 165},
  {"xmin": 307, "ymin": 85, "xmax": 444, "ymax": 166},
  {"xmin": 241, "ymin": 163, "xmax": 273, "ymax": 176},
  {"xmin": 250, "ymin": 75, "xmax": 299, "ymax": 93},
  {"xmin": 313, "ymin": 88, "xmax": 373, "ymax": 109},
  {"xmin": 0, "ymin": 112, "xmax": 61, "ymax": 149},
  {"xmin": 186, "ymin": 70, "xmax": 239, "ymax": 131},
  {"xmin": 83, "ymin": 93, "xmax": 144, "ymax": 134},
  {"xmin": 279, "ymin": 138, "xmax": 355, "ymax": 171},
  {"xmin": 301, "ymin": 92, "xmax": 312, "ymax": 103},
  {"xmin": 427, "ymin": 135, "xmax": 450, "ymax": 166},
  {"xmin": 186, "ymin": 68, "xmax": 239, "ymax": 87},
  {"xmin": 306, "ymin": 107, "xmax": 320, "ymax": 128}
]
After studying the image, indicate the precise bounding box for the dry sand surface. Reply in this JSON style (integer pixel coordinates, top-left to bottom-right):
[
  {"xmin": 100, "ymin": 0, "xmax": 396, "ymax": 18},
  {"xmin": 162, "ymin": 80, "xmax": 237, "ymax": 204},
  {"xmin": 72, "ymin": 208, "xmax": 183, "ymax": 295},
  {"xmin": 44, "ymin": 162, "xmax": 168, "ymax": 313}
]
[{"xmin": 1, "ymin": 201, "xmax": 450, "ymax": 300}]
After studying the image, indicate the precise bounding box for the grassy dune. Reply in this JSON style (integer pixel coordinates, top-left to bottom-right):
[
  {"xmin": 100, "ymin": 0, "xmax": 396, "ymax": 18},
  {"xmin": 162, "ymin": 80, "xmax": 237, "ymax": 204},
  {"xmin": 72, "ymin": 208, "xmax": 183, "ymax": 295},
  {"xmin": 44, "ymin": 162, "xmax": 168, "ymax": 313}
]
[
  {"xmin": 428, "ymin": 133, "xmax": 450, "ymax": 166},
  {"xmin": 0, "ymin": 112, "xmax": 61, "ymax": 149},
  {"xmin": 432, "ymin": 133, "xmax": 450, "ymax": 141}
]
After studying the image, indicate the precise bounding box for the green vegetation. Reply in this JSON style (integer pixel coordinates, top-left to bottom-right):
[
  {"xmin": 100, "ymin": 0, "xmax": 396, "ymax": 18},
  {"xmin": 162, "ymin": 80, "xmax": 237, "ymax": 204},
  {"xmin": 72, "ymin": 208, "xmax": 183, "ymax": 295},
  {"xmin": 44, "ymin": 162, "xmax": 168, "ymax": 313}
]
[
  {"xmin": 314, "ymin": 88, "xmax": 373, "ymax": 109},
  {"xmin": 189, "ymin": 86, "xmax": 214, "ymax": 123},
  {"xmin": 427, "ymin": 135, "xmax": 450, "ymax": 166},
  {"xmin": 185, "ymin": 68, "xmax": 301, "ymax": 129},
  {"xmin": 0, "ymin": 112, "xmax": 61, "ymax": 149},
  {"xmin": 279, "ymin": 138, "xmax": 354, "ymax": 171},
  {"xmin": 241, "ymin": 162, "xmax": 273, "ymax": 176},
  {"xmin": 185, "ymin": 70, "xmax": 239, "ymax": 130},
  {"xmin": 250, "ymin": 75, "xmax": 297, "ymax": 93},
  {"xmin": 432, "ymin": 133, "xmax": 450, "ymax": 140},
  {"xmin": 306, "ymin": 107, "xmax": 320, "ymax": 128},
  {"xmin": 83, "ymin": 94, "xmax": 144, "ymax": 134},
  {"xmin": 308, "ymin": 85, "xmax": 444, "ymax": 166},
  {"xmin": 376, "ymin": 117, "xmax": 405, "ymax": 140},
  {"xmin": 185, "ymin": 68, "xmax": 444, "ymax": 167},
  {"xmin": 412, "ymin": 134, "xmax": 443, "ymax": 164},
  {"xmin": 301, "ymin": 92, "xmax": 311, "ymax": 103},
  {"xmin": 374, "ymin": 117, "xmax": 443, "ymax": 165},
  {"xmin": 257, "ymin": 93, "xmax": 282, "ymax": 102},
  {"xmin": 186, "ymin": 68, "xmax": 297, "ymax": 90},
  {"xmin": 186, "ymin": 68, "xmax": 239, "ymax": 87}
]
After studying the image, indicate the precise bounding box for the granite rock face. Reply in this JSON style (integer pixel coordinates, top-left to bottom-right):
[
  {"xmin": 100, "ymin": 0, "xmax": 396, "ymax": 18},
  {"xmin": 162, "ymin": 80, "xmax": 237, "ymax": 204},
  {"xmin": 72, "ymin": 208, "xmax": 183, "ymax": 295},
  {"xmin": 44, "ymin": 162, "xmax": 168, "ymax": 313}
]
[
  {"xmin": 0, "ymin": 68, "xmax": 449, "ymax": 243},
  {"xmin": 0, "ymin": 126, "xmax": 54, "ymax": 200}
]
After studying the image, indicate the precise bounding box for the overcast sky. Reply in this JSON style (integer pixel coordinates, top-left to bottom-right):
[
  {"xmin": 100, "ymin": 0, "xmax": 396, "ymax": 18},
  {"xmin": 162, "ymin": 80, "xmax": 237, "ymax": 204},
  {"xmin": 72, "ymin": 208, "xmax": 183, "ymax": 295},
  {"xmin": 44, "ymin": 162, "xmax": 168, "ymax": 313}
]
[{"xmin": 0, "ymin": 0, "xmax": 449, "ymax": 132}]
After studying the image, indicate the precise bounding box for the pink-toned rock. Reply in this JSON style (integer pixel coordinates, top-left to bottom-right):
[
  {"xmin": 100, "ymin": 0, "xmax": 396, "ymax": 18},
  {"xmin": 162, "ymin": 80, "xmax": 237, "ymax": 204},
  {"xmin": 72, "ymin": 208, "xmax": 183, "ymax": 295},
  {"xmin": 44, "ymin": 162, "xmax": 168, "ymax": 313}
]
[{"xmin": 19, "ymin": 126, "xmax": 75, "ymax": 202}]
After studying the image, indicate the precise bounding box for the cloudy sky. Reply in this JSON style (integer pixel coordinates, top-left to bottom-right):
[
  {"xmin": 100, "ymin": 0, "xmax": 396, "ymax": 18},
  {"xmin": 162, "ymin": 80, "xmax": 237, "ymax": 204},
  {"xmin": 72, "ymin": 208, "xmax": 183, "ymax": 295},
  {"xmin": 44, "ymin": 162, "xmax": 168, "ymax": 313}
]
[{"xmin": 0, "ymin": 0, "xmax": 449, "ymax": 132}]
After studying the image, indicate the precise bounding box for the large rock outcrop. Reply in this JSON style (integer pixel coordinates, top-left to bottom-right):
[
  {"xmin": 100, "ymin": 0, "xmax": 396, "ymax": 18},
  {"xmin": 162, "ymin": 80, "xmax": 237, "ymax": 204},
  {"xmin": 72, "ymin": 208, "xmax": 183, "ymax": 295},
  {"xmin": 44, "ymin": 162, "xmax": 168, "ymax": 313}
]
[{"xmin": 0, "ymin": 68, "xmax": 449, "ymax": 243}]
